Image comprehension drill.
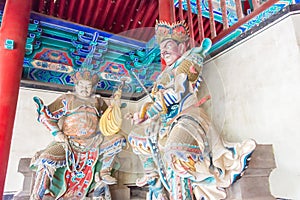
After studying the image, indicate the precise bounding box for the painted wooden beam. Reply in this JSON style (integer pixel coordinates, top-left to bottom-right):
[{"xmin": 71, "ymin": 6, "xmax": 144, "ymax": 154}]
[{"xmin": 212, "ymin": 0, "xmax": 279, "ymax": 43}]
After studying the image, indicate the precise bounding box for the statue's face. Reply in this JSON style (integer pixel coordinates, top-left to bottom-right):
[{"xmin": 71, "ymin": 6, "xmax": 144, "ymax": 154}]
[
  {"xmin": 160, "ymin": 39, "xmax": 184, "ymax": 66},
  {"xmin": 75, "ymin": 80, "xmax": 93, "ymax": 98}
]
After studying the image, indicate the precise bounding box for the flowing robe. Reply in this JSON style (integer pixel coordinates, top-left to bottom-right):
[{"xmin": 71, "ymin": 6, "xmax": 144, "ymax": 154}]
[{"xmin": 129, "ymin": 51, "xmax": 256, "ymax": 200}]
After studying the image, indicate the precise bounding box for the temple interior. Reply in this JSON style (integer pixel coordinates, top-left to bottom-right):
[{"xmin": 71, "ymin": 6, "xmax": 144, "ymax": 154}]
[{"xmin": 0, "ymin": 0, "xmax": 300, "ymax": 199}]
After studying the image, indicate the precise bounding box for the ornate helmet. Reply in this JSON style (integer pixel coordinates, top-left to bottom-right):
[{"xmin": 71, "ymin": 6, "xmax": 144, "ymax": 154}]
[
  {"xmin": 155, "ymin": 20, "xmax": 189, "ymax": 44},
  {"xmin": 72, "ymin": 69, "xmax": 99, "ymax": 87},
  {"xmin": 72, "ymin": 48, "xmax": 101, "ymax": 87}
]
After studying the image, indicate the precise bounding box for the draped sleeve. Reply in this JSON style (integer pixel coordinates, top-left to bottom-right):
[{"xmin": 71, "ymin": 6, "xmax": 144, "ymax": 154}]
[{"xmin": 33, "ymin": 94, "xmax": 68, "ymax": 136}]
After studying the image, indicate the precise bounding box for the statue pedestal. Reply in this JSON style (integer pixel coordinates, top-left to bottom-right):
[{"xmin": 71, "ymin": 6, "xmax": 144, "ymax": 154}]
[
  {"xmin": 13, "ymin": 158, "xmax": 35, "ymax": 200},
  {"xmin": 225, "ymin": 144, "xmax": 277, "ymax": 200},
  {"xmin": 13, "ymin": 144, "xmax": 276, "ymax": 200},
  {"xmin": 12, "ymin": 158, "xmax": 139, "ymax": 200},
  {"xmin": 110, "ymin": 185, "xmax": 130, "ymax": 200}
]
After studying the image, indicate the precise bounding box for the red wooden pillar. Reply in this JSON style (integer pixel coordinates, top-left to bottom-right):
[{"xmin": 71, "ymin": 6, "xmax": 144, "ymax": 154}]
[
  {"xmin": 186, "ymin": 0, "xmax": 195, "ymax": 47},
  {"xmin": 208, "ymin": 0, "xmax": 217, "ymax": 38},
  {"xmin": 0, "ymin": 0, "xmax": 31, "ymax": 197},
  {"xmin": 178, "ymin": 0, "xmax": 184, "ymax": 21},
  {"xmin": 158, "ymin": 0, "xmax": 173, "ymax": 71},
  {"xmin": 158, "ymin": 0, "xmax": 173, "ymax": 22}
]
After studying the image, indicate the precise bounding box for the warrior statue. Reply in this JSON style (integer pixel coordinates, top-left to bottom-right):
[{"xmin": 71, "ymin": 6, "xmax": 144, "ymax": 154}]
[
  {"xmin": 127, "ymin": 20, "xmax": 256, "ymax": 200},
  {"xmin": 30, "ymin": 68, "xmax": 126, "ymax": 200}
]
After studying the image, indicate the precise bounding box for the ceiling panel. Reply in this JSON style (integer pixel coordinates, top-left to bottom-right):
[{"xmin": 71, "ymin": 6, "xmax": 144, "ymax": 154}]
[{"xmin": 0, "ymin": 0, "xmax": 224, "ymax": 100}]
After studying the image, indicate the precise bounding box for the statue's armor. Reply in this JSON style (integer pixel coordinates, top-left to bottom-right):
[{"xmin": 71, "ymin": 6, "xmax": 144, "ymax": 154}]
[
  {"xmin": 30, "ymin": 93, "xmax": 126, "ymax": 200},
  {"xmin": 63, "ymin": 106, "xmax": 99, "ymax": 139}
]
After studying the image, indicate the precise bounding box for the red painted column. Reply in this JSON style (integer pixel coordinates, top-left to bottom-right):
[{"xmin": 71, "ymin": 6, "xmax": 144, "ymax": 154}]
[
  {"xmin": 158, "ymin": 0, "xmax": 174, "ymax": 71},
  {"xmin": 0, "ymin": 0, "xmax": 31, "ymax": 197},
  {"xmin": 158, "ymin": 0, "xmax": 173, "ymax": 22}
]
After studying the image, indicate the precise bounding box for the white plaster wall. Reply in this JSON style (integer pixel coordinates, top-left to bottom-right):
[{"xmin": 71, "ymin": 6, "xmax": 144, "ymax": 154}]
[
  {"xmin": 5, "ymin": 87, "xmax": 144, "ymax": 192},
  {"xmin": 5, "ymin": 88, "xmax": 61, "ymax": 192},
  {"xmin": 204, "ymin": 14, "xmax": 300, "ymax": 199}
]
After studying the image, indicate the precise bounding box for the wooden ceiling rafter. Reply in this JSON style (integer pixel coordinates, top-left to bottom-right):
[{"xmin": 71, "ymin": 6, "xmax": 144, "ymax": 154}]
[
  {"xmin": 98, "ymin": 0, "xmax": 112, "ymax": 29},
  {"xmin": 83, "ymin": 0, "xmax": 96, "ymax": 25},
  {"xmin": 105, "ymin": 0, "xmax": 123, "ymax": 32},
  {"xmin": 193, "ymin": 15, "xmax": 200, "ymax": 44},
  {"xmin": 203, "ymin": 18, "xmax": 211, "ymax": 37},
  {"xmin": 138, "ymin": 1, "xmax": 157, "ymax": 28},
  {"xmin": 67, "ymin": 0, "xmax": 76, "ymax": 21},
  {"xmin": 133, "ymin": 0, "xmax": 157, "ymax": 40},
  {"xmin": 30, "ymin": 0, "xmax": 224, "ymax": 44},
  {"xmin": 49, "ymin": 0, "xmax": 55, "ymax": 16},
  {"xmin": 128, "ymin": 0, "xmax": 147, "ymax": 33},
  {"xmin": 57, "ymin": 0, "xmax": 66, "ymax": 18},
  {"xmin": 123, "ymin": 0, "xmax": 142, "ymax": 32},
  {"xmin": 75, "ymin": 0, "xmax": 85, "ymax": 23},
  {"xmin": 113, "ymin": 0, "xmax": 132, "ymax": 33},
  {"xmin": 38, "ymin": 0, "xmax": 44, "ymax": 13},
  {"xmin": 140, "ymin": 1, "xmax": 159, "ymax": 42},
  {"xmin": 103, "ymin": 1, "xmax": 118, "ymax": 30},
  {"xmin": 90, "ymin": 0, "xmax": 104, "ymax": 27}
]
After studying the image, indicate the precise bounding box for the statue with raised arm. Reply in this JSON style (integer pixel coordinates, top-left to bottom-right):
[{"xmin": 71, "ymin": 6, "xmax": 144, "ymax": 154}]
[
  {"xmin": 127, "ymin": 20, "xmax": 256, "ymax": 200},
  {"xmin": 30, "ymin": 68, "xmax": 126, "ymax": 200}
]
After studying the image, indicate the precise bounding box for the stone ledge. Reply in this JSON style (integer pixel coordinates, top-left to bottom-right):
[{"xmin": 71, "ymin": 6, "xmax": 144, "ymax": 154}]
[
  {"xmin": 225, "ymin": 144, "xmax": 276, "ymax": 200},
  {"xmin": 13, "ymin": 144, "xmax": 276, "ymax": 200}
]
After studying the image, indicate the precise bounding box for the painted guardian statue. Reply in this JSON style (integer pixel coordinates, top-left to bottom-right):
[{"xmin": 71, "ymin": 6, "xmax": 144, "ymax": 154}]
[
  {"xmin": 30, "ymin": 68, "xmax": 126, "ymax": 200},
  {"xmin": 128, "ymin": 20, "xmax": 256, "ymax": 200}
]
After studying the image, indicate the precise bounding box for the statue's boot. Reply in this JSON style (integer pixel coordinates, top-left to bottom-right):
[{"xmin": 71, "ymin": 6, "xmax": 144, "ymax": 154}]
[
  {"xmin": 101, "ymin": 173, "xmax": 117, "ymax": 185},
  {"xmin": 100, "ymin": 168, "xmax": 117, "ymax": 185},
  {"xmin": 136, "ymin": 171, "xmax": 158, "ymax": 187},
  {"xmin": 30, "ymin": 168, "xmax": 50, "ymax": 200}
]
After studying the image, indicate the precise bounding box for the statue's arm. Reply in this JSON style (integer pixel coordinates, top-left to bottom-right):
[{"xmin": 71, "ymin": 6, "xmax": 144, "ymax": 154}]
[
  {"xmin": 143, "ymin": 74, "xmax": 189, "ymax": 117},
  {"xmin": 97, "ymin": 95, "xmax": 108, "ymax": 114},
  {"xmin": 33, "ymin": 95, "xmax": 67, "ymax": 136}
]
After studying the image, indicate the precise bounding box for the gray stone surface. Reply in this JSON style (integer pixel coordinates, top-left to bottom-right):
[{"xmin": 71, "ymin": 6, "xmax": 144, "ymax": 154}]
[
  {"xmin": 13, "ymin": 158, "xmax": 34, "ymax": 200},
  {"xmin": 225, "ymin": 144, "xmax": 276, "ymax": 200},
  {"xmin": 13, "ymin": 144, "xmax": 276, "ymax": 200}
]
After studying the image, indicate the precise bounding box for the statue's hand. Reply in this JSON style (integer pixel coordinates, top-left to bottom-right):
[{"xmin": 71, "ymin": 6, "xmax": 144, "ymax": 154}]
[
  {"xmin": 124, "ymin": 112, "xmax": 134, "ymax": 120},
  {"xmin": 54, "ymin": 131, "xmax": 67, "ymax": 142},
  {"xmin": 124, "ymin": 112, "xmax": 136, "ymax": 125},
  {"xmin": 112, "ymin": 89, "xmax": 122, "ymax": 105},
  {"xmin": 125, "ymin": 112, "xmax": 147, "ymax": 125},
  {"xmin": 33, "ymin": 96, "xmax": 44, "ymax": 112}
]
